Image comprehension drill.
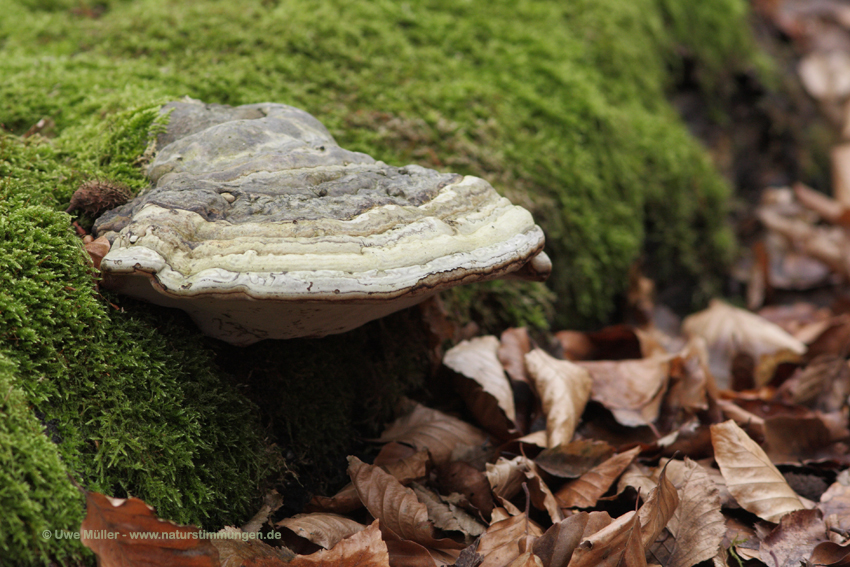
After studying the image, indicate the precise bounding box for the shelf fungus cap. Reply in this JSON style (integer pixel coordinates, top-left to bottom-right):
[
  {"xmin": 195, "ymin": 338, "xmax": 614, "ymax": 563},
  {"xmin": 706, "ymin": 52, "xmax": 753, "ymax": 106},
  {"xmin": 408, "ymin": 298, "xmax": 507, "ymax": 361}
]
[{"xmin": 94, "ymin": 98, "xmax": 551, "ymax": 345}]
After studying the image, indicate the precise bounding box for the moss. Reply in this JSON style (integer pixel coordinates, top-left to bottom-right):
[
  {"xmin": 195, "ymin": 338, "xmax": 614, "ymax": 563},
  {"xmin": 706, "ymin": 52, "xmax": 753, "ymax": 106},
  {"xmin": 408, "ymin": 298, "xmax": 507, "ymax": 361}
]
[
  {"xmin": 0, "ymin": 0, "xmax": 755, "ymax": 328},
  {"xmin": 0, "ymin": 353, "xmax": 88, "ymax": 565},
  {"xmin": 0, "ymin": 133, "xmax": 279, "ymax": 531},
  {"xmin": 0, "ymin": 0, "xmax": 761, "ymax": 561}
]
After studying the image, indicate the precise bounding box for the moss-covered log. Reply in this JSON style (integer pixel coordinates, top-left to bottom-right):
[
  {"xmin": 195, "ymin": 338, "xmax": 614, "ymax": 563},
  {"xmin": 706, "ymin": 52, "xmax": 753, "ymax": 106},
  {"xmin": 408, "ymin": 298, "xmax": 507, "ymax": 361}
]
[{"xmin": 0, "ymin": 0, "xmax": 757, "ymax": 563}]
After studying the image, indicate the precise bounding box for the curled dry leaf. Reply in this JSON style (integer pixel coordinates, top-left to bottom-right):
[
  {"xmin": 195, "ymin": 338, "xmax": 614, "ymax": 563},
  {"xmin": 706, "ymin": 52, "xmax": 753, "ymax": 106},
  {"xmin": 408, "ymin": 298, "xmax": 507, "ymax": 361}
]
[
  {"xmin": 214, "ymin": 535, "xmax": 295, "ymax": 567},
  {"xmin": 499, "ymin": 327, "xmax": 532, "ymax": 384},
  {"xmin": 682, "ymin": 299, "xmax": 806, "ymax": 388},
  {"xmin": 557, "ymin": 447, "xmax": 641, "ymax": 509},
  {"xmin": 379, "ymin": 402, "xmax": 489, "ymax": 466},
  {"xmin": 758, "ymin": 509, "xmax": 827, "ymax": 567},
  {"xmin": 436, "ymin": 460, "xmax": 494, "ymax": 520},
  {"xmin": 80, "ymin": 490, "xmax": 220, "ymax": 567},
  {"xmin": 818, "ymin": 473, "xmax": 850, "ymax": 537},
  {"xmin": 412, "ymin": 483, "xmax": 486, "ymax": 540},
  {"xmin": 531, "ymin": 512, "xmax": 589, "ymax": 567},
  {"xmin": 445, "ymin": 336, "xmax": 517, "ymax": 439},
  {"xmin": 505, "ymin": 551, "xmax": 544, "ymax": 567},
  {"xmin": 524, "ymin": 349, "xmax": 592, "ymax": 447},
  {"xmin": 277, "ymin": 513, "xmax": 367, "ymax": 550},
  {"xmin": 579, "ymin": 356, "xmax": 671, "ymax": 428},
  {"xmin": 758, "ymin": 206, "xmax": 848, "ymax": 276},
  {"xmin": 85, "ymin": 235, "xmax": 111, "ymax": 270},
  {"xmin": 637, "ymin": 462, "xmax": 679, "ymax": 549},
  {"xmin": 568, "ymin": 510, "xmax": 643, "ymax": 567},
  {"xmin": 711, "ymin": 420, "xmax": 806, "ymax": 523},
  {"xmin": 347, "ymin": 456, "xmax": 465, "ymax": 550},
  {"xmin": 534, "ymin": 438, "xmax": 614, "ymax": 479},
  {"xmin": 307, "ymin": 484, "xmax": 363, "ymax": 515},
  {"xmin": 485, "ymin": 456, "xmax": 562, "ymax": 522},
  {"xmin": 288, "ymin": 520, "xmax": 390, "ymax": 567},
  {"xmin": 477, "ymin": 513, "xmax": 543, "ymax": 567}
]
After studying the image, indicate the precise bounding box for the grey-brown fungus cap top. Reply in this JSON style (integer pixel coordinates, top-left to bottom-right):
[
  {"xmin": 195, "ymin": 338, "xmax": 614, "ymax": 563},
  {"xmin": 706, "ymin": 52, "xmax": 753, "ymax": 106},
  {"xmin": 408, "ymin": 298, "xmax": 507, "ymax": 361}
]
[{"xmin": 95, "ymin": 98, "xmax": 551, "ymax": 345}]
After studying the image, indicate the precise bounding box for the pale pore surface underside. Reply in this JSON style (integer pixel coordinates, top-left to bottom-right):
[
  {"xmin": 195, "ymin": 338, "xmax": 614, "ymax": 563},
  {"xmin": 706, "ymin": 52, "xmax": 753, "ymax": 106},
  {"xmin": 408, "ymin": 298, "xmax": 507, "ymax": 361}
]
[{"xmin": 95, "ymin": 99, "xmax": 548, "ymax": 343}]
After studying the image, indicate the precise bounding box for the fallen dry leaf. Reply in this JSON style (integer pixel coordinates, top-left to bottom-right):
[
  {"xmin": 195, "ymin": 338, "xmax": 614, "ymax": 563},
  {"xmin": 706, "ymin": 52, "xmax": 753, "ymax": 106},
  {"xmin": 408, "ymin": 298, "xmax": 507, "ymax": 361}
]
[
  {"xmin": 567, "ymin": 510, "xmax": 643, "ymax": 567},
  {"xmin": 288, "ymin": 520, "xmax": 390, "ymax": 567},
  {"xmin": 411, "ymin": 483, "xmax": 486, "ymax": 541},
  {"xmin": 637, "ymin": 462, "xmax": 679, "ymax": 549},
  {"xmin": 306, "ymin": 484, "xmax": 363, "ymax": 515},
  {"xmin": 277, "ymin": 513, "xmax": 367, "ymax": 550},
  {"xmin": 80, "ymin": 490, "xmax": 220, "ymax": 567},
  {"xmin": 818, "ymin": 472, "xmax": 850, "ymax": 536},
  {"xmin": 530, "ymin": 513, "xmax": 588, "ymax": 567},
  {"xmin": 505, "ymin": 551, "xmax": 544, "ymax": 567},
  {"xmin": 435, "ymin": 460, "xmax": 494, "ymax": 520},
  {"xmin": 214, "ymin": 534, "xmax": 295, "ymax": 567},
  {"xmin": 347, "ymin": 456, "xmax": 465, "ymax": 550},
  {"xmin": 445, "ymin": 336, "xmax": 518, "ymax": 439},
  {"xmin": 524, "ymin": 349, "xmax": 592, "ymax": 448},
  {"xmin": 682, "ymin": 300, "xmax": 806, "ymax": 388},
  {"xmin": 477, "ymin": 513, "xmax": 543, "ymax": 567},
  {"xmin": 499, "ymin": 327, "xmax": 532, "ymax": 384},
  {"xmin": 652, "ymin": 459, "xmax": 724, "ymax": 567},
  {"xmin": 556, "ymin": 447, "xmax": 641, "ymax": 509},
  {"xmin": 484, "ymin": 456, "xmax": 562, "ymax": 522},
  {"xmin": 579, "ymin": 356, "xmax": 671, "ymax": 428},
  {"xmin": 534, "ymin": 439, "xmax": 614, "ymax": 479},
  {"xmin": 711, "ymin": 420, "xmax": 807, "ymax": 522},
  {"xmin": 758, "ymin": 509, "xmax": 828, "ymax": 567},
  {"xmin": 379, "ymin": 402, "xmax": 489, "ymax": 466}
]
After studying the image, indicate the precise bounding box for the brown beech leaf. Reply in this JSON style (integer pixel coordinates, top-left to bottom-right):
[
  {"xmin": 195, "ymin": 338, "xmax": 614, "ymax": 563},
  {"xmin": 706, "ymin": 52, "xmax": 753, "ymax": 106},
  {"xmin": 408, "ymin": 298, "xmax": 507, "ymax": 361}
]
[
  {"xmin": 652, "ymin": 459, "xmax": 724, "ymax": 567},
  {"xmin": 436, "ymin": 460, "xmax": 494, "ymax": 520},
  {"xmin": 556, "ymin": 446, "xmax": 641, "ymax": 509},
  {"xmin": 683, "ymin": 299, "xmax": 806, "ymax": 388},
  {"xmin": 499, "ymin": 327, "xmax": 532, "ymax": 384},
  {"xmin": 758, "ymin": 509, "xmax": 827, "ymax": 567},
  {"xmin": 534, "ymin": 439, "xmax": 614, "ymax": 479},
  {"xmin": 383, "ymin": 539, "xmax": 442, "ymax": 567},
  {"xmin": 763, "ymin": 413, "xmax": 842, "ymax": 464},
  {"xmin": 277, "ymin": 513, "xmax": 367, "ymax": 550},
  {"xmin": 637, "ymin": 462, "xmax": 679, "ymax": 549},
  {"xmin": 711, "ymin": 420, "xmax": 806, "ymax": 522},
  {"xmin": 531, "ymin": 512, "xmax": 589, "ymax": 567},
  {"xmin": 85, "ymin": 235, "xmax": 110, "ymax": 270},
  {"xmin": 477, "ymin": 513, "xmax": 543, "ymax": 567},
  {"xmin": 379, "ymin": 402, "xmax": 489, "ymax": 466},
  {"xmin": 524, "ymin": 349, "xmax": 592, "ymax": 447},
  {"xmin": 506, "ymin": 552, "xmax": 544, "ymax": 567},
  {"xmin": 568, "ymin": 510, "xmax": 644, "ymax": 567},
  {"xmin": 412, "ymin": 483, "xmax": 486, "ymax": 540},
  {"xmin": 485, "ymin": 456, "xmax": 562, "ymax": 522},
  {"xmin": 777, "ymin": 355, "xmax": 850, "ymax": 412},
  {"xmin": 347, "ymin": 456, "xmax": 465, "ymax": 550},
  {"xmin": 80, "ymin": 490, "xmax": 220, "ymax": 567},
  {"xmin": 556, "ymin": 325, "xmax": 645, "ymax": 361},
  {"xmin": 213, "ymin": 535, "xmax": 296, "ymax": 567},
  {"xmin": 810, "ymin": 541, "xmax": 850, "ymax": 567},
  {"xmin": 579, "ymin": 356, "xmax": 671, "ymax": 427},
  {"xmin": 818, "ymin": 473, "xmax": 850, "ymax": 536},
  {"xmin": 445, "ymin": 336, "xmax": 517, "ymax": 439},
  {"xmin": 379, "ymin": 449, "xmax": 431, "ymax": 484},
  {"xmin": 307, "ymin": 483, "xmax": 363, "ymax": 515},
  {"xmin": 288, "ymin": 520, "xmax": 390, "ymax": 567}
]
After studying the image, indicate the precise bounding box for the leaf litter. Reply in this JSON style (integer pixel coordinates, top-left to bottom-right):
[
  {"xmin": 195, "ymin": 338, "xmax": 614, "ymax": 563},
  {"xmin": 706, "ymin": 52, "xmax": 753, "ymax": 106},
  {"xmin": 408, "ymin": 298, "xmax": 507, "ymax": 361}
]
[{"xmin": 76, "ymin": 3, "xmax": 850, "ymax": 565}]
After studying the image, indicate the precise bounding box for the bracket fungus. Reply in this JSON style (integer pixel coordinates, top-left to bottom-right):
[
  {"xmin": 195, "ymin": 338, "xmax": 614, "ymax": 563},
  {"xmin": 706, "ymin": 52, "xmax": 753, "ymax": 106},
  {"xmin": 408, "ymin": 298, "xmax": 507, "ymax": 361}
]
[{"xmin": 94, "ymin": 98, "xmax": 551, "ymax": 345}]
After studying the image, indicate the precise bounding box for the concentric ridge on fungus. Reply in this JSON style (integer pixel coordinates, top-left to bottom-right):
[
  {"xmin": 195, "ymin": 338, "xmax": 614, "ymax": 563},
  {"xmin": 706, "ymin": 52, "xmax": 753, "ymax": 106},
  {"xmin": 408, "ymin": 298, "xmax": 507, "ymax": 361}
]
[{"xmin": 94, "ymin": 98, "xmax": 551, "ymax": 345}]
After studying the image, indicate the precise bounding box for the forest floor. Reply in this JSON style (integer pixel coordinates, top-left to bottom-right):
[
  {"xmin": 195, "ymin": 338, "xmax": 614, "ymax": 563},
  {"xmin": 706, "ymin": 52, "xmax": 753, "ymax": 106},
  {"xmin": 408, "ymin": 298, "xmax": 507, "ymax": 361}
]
[{"xmin": 72, "ymin": 4, "xmax": 850, "ymax": 567}]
